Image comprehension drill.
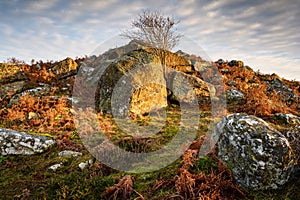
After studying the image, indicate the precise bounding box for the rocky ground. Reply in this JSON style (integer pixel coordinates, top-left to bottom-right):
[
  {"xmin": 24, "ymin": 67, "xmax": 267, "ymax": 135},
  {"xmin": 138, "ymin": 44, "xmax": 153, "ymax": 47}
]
[{"xmin": 0, "ymin": 41, "xmax": 299, "ymax": 199}]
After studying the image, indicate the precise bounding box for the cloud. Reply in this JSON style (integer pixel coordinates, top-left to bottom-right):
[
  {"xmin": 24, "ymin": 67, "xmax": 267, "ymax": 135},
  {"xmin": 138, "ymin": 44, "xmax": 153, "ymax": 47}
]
[
  {"xmin": 24, "ymin": 0, "xmax": 60, "ymax": 13},
  {"xmin": 0, "ymin": 0, "xmax": 299, "ymax": 80}
]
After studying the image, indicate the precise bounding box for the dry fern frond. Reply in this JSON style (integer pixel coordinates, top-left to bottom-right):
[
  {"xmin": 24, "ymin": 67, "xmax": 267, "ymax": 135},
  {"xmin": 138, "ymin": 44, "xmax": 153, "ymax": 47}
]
[{"xmin": 103, "ymin": 175, "xmax": 133, "ymax": 200}]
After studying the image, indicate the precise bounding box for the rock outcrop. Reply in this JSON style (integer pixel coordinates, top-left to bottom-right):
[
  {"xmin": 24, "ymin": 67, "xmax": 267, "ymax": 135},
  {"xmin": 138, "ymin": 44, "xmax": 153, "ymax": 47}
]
[
  {"xmin": 0, "ymin": 58, "xmax": 79, "ymax": 108},
  {"xmin": 93, "ymin": 46, "xmax": 213, "ymax": 116},
  {"xmin": 0, "ymin": 128, "xmax": 55, "ymax": 155},
  {"xmin": 0, "ymin": 63, "xmax": 27, "ymax": 84},
  {"xmin": 266, "ymin": 77, "xmax": 296, "ymax": 102},
  {"xmin": 228, "ymin": 60, "xmax": 244, "ymax": 68},
  {"xmin": 214, "ymin": 113, "xmax": 296, "ymax": 190},
  {"xmin": 95, "ymin": 48, "xmax": 166, "ymax": 116},
  {"xmin": 226, "ymin": 88, "xmax": 245, "ymax": 103},
  {"xmin": 274, "ymin": 113, "xmax": 300, "ymax": 125},
  {"xmin": 50, "ymin": 57, "xmax": 78, "ymax": 79},
  {"xmin": 168, "ymin": 71, "xmax": 211, "ymax": 104},
  {"xmin": 9, "ymin": 84, "xmax": 51, "ymax": 104}
]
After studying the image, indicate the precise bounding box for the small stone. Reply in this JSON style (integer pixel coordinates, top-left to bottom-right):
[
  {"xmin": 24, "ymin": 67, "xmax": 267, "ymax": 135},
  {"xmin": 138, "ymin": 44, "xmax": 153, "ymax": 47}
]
[
  {"xmin": 227, "ymin": 80, "xmax": 237, "ymax": 87},
  {"xmin": 48, "ymin": 163, "xmax": 63, "ymax": 171},
  {"xmin": 78, "ymin": 161, "xmax": 89, "ymax": 170},
  {"xmin": 28, "ymin": 112, "xmax": 38, "ymax": 120},
  {"xmin": 58, "ymin": 150, "xmax": 82, "ymax": 157},
  {"xmin": 216, "ymin": 59, "xmax": 225, "ymax": 65},
  {"xmin": 88, "ymin": 159, "xmax": 94, "ymax": 165}
]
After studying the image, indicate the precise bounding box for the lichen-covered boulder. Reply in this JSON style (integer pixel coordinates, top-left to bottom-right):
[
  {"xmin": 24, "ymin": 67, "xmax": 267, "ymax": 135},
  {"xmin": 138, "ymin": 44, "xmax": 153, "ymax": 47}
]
[
  {"xmin": 284, "ymin": 126, "xmax": 300, "ymax": 167},
  {"xmin": 9, "ymin": 84, "xmax": 51, "ymax": 104},
  {"xmin": 214, "ymin": 113, "xmax": 295, "ymax": 190},
  {"xmin": 0, "ymin": 128, "xmax": 56, "ymax": 155},
  {"xmin": 226, "ymin": 88, "xmax": 245, "ymax": 103},
  {"xmin": 266, "ymin": 78, "xmax": 295, "ymax": 102},
  {"xmin": 274, "ymin": 113, "xmax": 300, "ymax": 125}
]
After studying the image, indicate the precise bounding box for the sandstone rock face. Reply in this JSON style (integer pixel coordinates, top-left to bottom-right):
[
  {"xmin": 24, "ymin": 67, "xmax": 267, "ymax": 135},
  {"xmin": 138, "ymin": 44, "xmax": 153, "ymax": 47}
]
[
  {"xmin": 51, "ymin": 57, "xmax": 78, "ymax": 79},
  {"xmin": 129, "ymin": 65, "xmax": 167, "ymax": 116},
  {"xmin": 94, "ymin": 46, "xmax": 214, "ymax": 116},
  {"xmin": 215, "ymin": 113, "xmax": 296, "ymax": 190},
  {"xmin": 95, "ymin": 49, "xmax": 164, "ymax": 116},
  {"xmin": 0, "ymin": 128, "xmax": 55, "ymax": 155},
  {"xmin": 0, "ymin": 63, "xmax": 27, "ymax": 84},
  {"xmin": 168, "ymin": 71, "xmax": 211, "ymax": 104}
]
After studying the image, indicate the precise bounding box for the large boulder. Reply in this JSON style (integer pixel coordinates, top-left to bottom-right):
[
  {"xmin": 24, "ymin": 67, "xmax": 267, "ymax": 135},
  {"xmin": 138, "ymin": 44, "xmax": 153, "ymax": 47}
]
[
  {"xmin": 0, "ymin": 128, "xmax": 56, "ymax": 155},
  {"xmin": 214, "ymin": 113, "xmax": 296, "ymax": 190},
  {"xmin": 95, "ymin": 48, "xmax": 165, "ymax": 116},
  {"xmin": 86, "ymin": 42, "xmax": 222, "ymax": 117},
  {"xmin": 168, "ymin": 71, "xmax": 212, "ymax": 105},
  {"xmin": 284, "ymin": 126, "xmax": 300, "ymax": 167},
  {"xmin": 95, "ymin": 47, "xmax": 195, "ymax": 116}
]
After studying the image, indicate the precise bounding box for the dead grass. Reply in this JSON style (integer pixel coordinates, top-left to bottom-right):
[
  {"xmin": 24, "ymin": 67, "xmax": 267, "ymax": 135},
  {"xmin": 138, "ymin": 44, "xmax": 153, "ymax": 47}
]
[{"xmin": 0, "ymin": 57, "xmax": 299, "ymax": 199}]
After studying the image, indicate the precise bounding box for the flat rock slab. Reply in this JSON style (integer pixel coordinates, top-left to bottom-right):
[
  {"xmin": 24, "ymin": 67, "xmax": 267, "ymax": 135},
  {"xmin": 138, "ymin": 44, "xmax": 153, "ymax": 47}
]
[
  {"xmin": 58, "ymin": 150, "xmax": 82, "ymax": 157},
  {"xmin": 0, "ymin": 128, "xmax": 56, "ymax": 155}
]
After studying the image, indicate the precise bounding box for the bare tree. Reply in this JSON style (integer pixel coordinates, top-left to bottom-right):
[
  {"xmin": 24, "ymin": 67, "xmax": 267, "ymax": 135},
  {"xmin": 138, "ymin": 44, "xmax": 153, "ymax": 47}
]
[{"xmin": 121, "ymin": 10, "xmax": 182, "ymax": 63}]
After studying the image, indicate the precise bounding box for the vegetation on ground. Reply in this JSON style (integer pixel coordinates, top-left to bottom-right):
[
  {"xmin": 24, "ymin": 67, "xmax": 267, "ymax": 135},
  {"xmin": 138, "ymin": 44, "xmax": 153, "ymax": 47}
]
[{"xmin": 0, "ymin": 57, "xmax": 299, "ymax": 199}]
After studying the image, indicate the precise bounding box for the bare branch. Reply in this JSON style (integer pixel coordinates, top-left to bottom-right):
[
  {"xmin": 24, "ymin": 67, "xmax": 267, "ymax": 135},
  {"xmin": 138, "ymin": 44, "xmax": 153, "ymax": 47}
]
[{"xmin": 121, "ymin": 10, "xmax": 182, "ymax": 51}]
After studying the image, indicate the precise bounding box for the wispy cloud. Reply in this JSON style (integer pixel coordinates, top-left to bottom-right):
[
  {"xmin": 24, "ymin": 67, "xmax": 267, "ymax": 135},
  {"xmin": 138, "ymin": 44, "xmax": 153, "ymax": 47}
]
[{"xmin": 0, "ymin": 0, "xmax": 299, "ymax": 80}]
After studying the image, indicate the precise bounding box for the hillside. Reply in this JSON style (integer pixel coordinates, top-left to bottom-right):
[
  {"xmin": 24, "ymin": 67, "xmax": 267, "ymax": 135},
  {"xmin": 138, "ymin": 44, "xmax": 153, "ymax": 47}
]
[{"xmin": 0, "ymin": 41, "xmax": 299, "ymax": 199}]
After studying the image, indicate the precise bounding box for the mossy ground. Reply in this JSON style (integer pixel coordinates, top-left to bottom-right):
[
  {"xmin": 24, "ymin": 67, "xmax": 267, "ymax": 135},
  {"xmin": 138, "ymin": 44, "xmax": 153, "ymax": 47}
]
[
  {"xmin": 0, "ymin": 58, "xmax": 299, "ymax": 199},
  {"xmin": 1, "ymin": 108, "xmax": 299, "ymax": 199}
]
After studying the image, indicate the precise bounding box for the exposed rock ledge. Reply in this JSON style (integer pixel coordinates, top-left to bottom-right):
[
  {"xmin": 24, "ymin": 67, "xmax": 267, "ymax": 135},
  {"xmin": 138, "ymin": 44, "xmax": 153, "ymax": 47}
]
[{"xmin": 0, "ymin": 128, "xmax": 55, "ymax": 155}]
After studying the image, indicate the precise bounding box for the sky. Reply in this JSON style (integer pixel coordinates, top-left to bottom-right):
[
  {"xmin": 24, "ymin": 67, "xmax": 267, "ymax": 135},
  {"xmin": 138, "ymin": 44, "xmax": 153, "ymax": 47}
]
[{"xmin": 0, "ymin": 0, "xmax": 299, "ymax": 80}]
